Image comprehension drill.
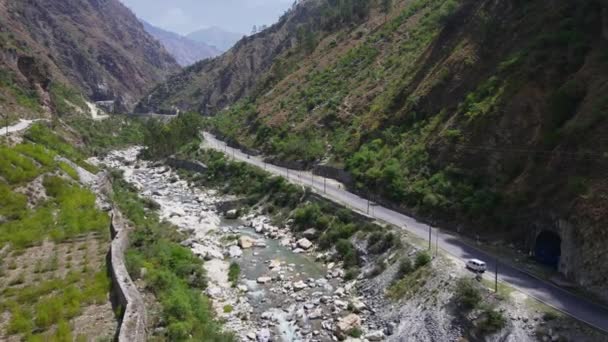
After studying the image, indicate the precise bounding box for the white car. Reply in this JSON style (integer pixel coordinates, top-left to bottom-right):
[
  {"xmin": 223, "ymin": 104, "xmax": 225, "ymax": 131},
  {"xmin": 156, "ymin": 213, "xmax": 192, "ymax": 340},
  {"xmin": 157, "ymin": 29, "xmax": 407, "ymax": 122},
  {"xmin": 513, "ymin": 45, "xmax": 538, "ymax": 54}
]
[{"xmin": 466, "ymin": 259, "xmax": 487, "ymax": 273}]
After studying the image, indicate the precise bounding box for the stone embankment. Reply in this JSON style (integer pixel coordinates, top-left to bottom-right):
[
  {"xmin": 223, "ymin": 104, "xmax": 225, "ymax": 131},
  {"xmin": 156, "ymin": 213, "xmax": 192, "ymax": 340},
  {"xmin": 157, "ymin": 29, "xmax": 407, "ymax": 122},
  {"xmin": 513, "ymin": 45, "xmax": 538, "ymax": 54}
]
[{"xmin": 108, "ymin": 209, "xmax": 147, "ymax": 342}]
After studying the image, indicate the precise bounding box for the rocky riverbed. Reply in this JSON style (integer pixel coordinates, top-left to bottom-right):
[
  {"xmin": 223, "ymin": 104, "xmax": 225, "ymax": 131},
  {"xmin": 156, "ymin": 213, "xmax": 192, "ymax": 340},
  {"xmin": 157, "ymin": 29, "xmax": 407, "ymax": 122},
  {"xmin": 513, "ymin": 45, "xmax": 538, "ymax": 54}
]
[{"xmin": 94, "ymin": 148, "xmax": 387, "ymax": 342}]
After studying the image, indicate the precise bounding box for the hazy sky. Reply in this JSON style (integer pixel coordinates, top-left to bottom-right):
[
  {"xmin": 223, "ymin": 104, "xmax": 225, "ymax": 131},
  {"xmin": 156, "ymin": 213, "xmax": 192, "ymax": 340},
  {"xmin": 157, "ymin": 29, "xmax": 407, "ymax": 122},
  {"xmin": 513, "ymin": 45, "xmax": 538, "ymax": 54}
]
[{"xmin": 119, "ymin": 0, "xmax": 294, "ymax": 35}]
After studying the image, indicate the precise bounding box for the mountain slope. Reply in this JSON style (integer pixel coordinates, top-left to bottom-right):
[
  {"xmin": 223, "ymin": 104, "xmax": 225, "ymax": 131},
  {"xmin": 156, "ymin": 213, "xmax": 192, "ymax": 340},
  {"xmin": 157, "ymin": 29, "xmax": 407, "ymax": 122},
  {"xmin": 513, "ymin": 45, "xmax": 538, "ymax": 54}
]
[
  {"xmin": 142, "ymin": 21, "xmax": 220, "ymax": 67},
  {"xmin": 0, "ymin": 0, "xmax": 179, "ymax": 117},
  {"xmin": 187, "ymin": 26, "xmax": 243, "ymax": 52},
  {"xmin": 140, "ymin": 0, "xmax": 608, "ymax": 300}
]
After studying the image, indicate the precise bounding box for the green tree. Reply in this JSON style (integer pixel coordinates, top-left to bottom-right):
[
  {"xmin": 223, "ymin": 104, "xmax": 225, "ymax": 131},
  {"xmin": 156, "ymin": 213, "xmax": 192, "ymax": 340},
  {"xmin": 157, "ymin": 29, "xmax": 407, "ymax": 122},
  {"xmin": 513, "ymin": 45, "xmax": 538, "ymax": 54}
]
[{"xmin": 381, "ymin": 0, "xmax": 393, "ymax": 21}]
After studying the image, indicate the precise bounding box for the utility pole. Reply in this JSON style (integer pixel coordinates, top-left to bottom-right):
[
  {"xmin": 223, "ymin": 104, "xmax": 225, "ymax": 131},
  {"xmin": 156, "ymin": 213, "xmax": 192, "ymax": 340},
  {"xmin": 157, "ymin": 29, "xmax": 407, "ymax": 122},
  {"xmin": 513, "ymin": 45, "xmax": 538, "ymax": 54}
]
[
  {"xmin": 428, "ymin": 226, "xmax": 432, "ymax": 250},
  {"xmin": 367, "ymin": 199, "xmax": 370, "ymax": 215},
  {"xmin": 495, "ymin": 257, "xmax": 499, "ymax": 293},
  {"xmin": 323, "ymin": 177, "xmax": 326, "ymax": 193},
  {"xmin": 435, "ymin": 228, "xmax": 439, "ymax": 257}
]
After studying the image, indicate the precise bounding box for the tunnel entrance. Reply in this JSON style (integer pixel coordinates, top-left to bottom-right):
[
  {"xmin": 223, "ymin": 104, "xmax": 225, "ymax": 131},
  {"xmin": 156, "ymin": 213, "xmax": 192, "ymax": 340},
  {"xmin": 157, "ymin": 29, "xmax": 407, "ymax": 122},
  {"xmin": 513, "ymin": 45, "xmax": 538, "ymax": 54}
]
[{"xmin": 534, "ymin": 231, "xmax": 562, "ymax": 268}]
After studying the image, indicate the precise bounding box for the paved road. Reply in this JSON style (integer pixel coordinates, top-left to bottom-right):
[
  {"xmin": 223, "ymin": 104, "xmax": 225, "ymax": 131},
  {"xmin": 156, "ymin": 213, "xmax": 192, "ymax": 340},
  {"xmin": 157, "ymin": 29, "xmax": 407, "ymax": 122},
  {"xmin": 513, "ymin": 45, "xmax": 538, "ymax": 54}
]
[
  {"xmin": 202, "ymin": 132, "xmax": 608, "ymax": 333},
  {"xmin": 0, "ymin": 119, "xmax": 42, "ymax": 136}
]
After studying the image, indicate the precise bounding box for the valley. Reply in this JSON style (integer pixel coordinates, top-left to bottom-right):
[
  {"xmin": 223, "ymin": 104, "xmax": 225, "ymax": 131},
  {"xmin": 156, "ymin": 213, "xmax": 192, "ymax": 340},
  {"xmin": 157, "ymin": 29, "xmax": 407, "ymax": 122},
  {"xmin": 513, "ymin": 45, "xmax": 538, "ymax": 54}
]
[{"xmin": 0, "ymin": 0, "xmax": 607, "ymax": 341}]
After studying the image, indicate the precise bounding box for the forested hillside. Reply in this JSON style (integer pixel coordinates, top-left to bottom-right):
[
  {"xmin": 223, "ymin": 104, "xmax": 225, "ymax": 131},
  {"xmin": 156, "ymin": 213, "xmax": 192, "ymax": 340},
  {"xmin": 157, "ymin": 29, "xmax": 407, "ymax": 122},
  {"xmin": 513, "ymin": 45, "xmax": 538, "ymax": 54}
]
[{"xmin": 141, "ymin": 0, "xmax": 608, "ymax": 299}]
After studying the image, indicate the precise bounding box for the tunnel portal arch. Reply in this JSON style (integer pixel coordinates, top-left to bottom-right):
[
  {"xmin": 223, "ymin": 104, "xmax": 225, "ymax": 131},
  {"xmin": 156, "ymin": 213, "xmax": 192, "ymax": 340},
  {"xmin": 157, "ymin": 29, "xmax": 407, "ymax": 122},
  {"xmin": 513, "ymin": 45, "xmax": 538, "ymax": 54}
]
[{"xmin": 534, "ymin": 230, "xmax": 562, "ymax": 268}]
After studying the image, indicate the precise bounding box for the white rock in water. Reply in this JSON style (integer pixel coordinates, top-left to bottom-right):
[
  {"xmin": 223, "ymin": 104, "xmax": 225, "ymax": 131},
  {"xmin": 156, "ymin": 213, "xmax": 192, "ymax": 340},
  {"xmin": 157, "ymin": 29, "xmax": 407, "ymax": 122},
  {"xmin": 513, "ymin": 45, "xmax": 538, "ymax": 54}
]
[
  {"xmin": 228, "ymin": 245, "xmax": 243, "ymax": 258},
  {"xmin": 255, "ymin": 225, "xmax": 265, "ymax": 233},
  {"xmin": 293, "ymin": 280, "xmax": 308, "ymax": 291},
  {"xmin": 239, "ymin": 236, "xmax": 255, "ymax": 249},
  {"xmin": 297, "ymin": 238, "xmax": 313, "ymax": 250},
  {"xmin": 238, "ymin": 285, "xmax": 249, "ymax": 292},
  {"xmin": 292, "ymin": 248, "xmax": 305, "ymax": 254},
  {"xmin": 269, "ymin": 259, "xmax": 282, "ymax": 269},
  {"xmin": 257, "ymin": 277, "xmax": 272, "ymax": 284},
  {"xmin": 280, "ymin": 238, "xmax": 291, "ymax": 247},
  {"xmin": 364, "ymin": 330, "xmax": 385, "ymax": 341}
]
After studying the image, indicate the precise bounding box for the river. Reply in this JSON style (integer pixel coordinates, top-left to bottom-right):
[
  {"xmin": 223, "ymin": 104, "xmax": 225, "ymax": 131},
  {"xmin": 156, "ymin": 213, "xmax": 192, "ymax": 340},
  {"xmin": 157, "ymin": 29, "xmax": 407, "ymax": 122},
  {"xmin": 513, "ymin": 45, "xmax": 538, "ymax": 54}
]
[{"xmin": 94, "ymin": 148, "xmax": 374, "ymax": 341}]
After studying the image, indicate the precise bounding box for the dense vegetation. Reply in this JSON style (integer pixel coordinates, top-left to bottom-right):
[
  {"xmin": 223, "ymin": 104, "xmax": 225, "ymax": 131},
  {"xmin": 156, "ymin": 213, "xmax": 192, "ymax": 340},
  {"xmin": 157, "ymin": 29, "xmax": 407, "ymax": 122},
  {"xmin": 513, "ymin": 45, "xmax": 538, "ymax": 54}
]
[
  {"xmin": 142, "ymin": 112, "xmax": 203, "ymax": 159},
  {"xmin": 111, "ymin": 172, "xmax": 234, "ymax": 341},
  {"xmin": 66, "ymin": 116, "xmax": 145, "ymax": 155}
]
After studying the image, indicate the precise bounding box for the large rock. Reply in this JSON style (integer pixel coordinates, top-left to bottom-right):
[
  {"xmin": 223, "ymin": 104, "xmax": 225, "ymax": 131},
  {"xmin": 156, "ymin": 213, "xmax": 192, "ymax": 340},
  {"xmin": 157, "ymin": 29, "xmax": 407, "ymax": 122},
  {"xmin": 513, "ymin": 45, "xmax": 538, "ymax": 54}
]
[
  {"xmin": 336, "ymin": 314, "xmax": 361, "ymax": 339},
  {"xmin": 349, "ymin": 298, "xmax": 366, "ymax": 313},
  {"xmin": 364, "ymin": 330, "xmax": 385, "ymax": 341},
  {"xmin": 228, "ymin": 245, "xmax": 243, "ymax": 258},
  {"xmin": 302, "ymin": 228, "xmax": 318, "ymax": 239},
  {"xmin": 293, "ymin": 280, "xmax": 308, "ymax": 291},
  {"xmin": 257, "ymin": 276, "xmax": 272, "ymax": 284},
  {"xmin": 297, "ymin": 238, "xmax": 313, "ymax": 250},
  {"xmin": 225, "ymin": 209, "xmax": 239, "ymax": 219},
  {"xmin": 239, "ymin": 236, "xmax": 255, "ymax": 249}
]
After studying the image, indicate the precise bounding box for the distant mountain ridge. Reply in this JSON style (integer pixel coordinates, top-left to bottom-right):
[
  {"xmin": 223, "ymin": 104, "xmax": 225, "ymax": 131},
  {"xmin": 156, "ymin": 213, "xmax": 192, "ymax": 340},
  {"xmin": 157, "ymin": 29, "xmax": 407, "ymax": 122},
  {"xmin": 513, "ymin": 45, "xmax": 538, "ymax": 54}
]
[
  {"xmin": 142, "ymin": 21, "xmax": 220, "ymax": 67},
  {"xmin": 0, "ymin": 0, "xmax": 179, "ymax": 115},
  {"xmin": 187, "ymin": 26, "xmax": 243, "ymax": 52}
]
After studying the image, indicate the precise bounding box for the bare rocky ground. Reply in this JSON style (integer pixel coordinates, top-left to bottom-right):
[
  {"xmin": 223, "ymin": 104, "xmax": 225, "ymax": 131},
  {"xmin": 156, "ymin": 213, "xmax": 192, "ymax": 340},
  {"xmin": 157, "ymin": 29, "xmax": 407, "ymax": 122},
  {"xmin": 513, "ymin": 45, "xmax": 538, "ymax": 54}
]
[{"xmin": 95, "ymin": 147, "xmax": 608, "ymax": 342}]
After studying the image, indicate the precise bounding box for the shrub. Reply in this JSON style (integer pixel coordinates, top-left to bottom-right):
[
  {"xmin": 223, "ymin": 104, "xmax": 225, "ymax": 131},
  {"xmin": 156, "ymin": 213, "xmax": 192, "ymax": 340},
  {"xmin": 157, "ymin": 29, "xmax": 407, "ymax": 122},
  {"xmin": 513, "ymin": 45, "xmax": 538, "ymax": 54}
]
[
  {"xmin": 335, "ymin": 239, "xmax": 359, "ymax": 268},
  {"xmin": 414, "ymin": 251, "xmax": 431, "ymax": 268},
  {"xmin": 344, "ymin": 267, "xmax": 360, "ymax": 281},
  {"xmin": 478, "ymin": 306, "xmax": 506, "ymax": 334},
  {"xmin": 347, "ymin": 327, "xmax": 363, "ymax": 338},
  {"xmin": 454, "ymin": 277, "xmax": 482, "ymax": 310},
  {"xmin": 228, "ymin": 262, "xmax": 240, "ymax": 288},
  {"xmin": 395, "ymin": 258, "xmax": 413, "ymax": 280},
  {"xmin": 223, "ymin": 304, "xmax": 234, "ymax": 313}
]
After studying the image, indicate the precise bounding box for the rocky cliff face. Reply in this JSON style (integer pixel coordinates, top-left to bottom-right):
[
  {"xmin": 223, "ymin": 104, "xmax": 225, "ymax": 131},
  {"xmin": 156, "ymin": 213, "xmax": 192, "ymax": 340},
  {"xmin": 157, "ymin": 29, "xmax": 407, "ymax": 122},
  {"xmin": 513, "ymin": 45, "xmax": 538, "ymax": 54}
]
[
  {"xmin": 142, "ymin": 20, "xmax": 220, "ymax": 67},
  {"xmin": 0, "ymin": 0, "xmax": 179, "ymax": 115}
]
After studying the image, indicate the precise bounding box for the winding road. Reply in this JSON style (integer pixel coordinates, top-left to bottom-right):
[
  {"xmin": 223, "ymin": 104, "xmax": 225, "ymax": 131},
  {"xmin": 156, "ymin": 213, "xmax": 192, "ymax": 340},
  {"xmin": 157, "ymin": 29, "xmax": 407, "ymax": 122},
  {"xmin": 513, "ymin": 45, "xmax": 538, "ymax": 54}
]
[{"xmin": 202, "ymin": 132, "xmax": 608, "ymax": 334}]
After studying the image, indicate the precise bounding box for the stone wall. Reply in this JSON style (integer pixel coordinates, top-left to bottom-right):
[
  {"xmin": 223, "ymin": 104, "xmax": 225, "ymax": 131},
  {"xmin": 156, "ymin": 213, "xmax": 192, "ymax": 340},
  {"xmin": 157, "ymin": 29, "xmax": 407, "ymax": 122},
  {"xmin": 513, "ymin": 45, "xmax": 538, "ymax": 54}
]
[{"xmin": 109, "ymin": 209, "xmax": 147, "ymax": 342}]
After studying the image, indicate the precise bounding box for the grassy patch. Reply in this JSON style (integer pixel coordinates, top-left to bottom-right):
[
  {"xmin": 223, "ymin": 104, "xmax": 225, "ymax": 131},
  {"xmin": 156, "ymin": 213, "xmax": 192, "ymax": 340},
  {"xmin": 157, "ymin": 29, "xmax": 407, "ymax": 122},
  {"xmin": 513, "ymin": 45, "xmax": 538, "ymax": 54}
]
[
  {"xmin": 228, "ymin": 262, "xmax": 240, "ymax": 288},
  {"xmin": 388, "ymin": 262, "xmax": 433, "ymax": 300},
  {"xmin": 2, "ymin": 268, "xmax": 110, "ymax": 338},
  {"xmin": 24, "ymin": 123, "xmax": 98, "ymax": 173}
]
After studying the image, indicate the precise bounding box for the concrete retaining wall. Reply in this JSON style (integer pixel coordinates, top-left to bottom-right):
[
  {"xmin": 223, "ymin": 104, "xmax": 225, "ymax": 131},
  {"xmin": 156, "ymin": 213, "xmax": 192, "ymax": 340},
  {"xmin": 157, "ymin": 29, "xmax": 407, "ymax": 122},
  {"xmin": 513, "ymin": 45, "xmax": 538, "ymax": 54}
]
[
  {"xmin": 313, "ymin": 164, "xmax": 354, "ymax": 186},
  {"xmin": 109, "ymin": 209, "xmax": 147, "ymax": 342},
  {"xmin": 166, "ymin": 158, "xmax": 208, "ymax": 173}
]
